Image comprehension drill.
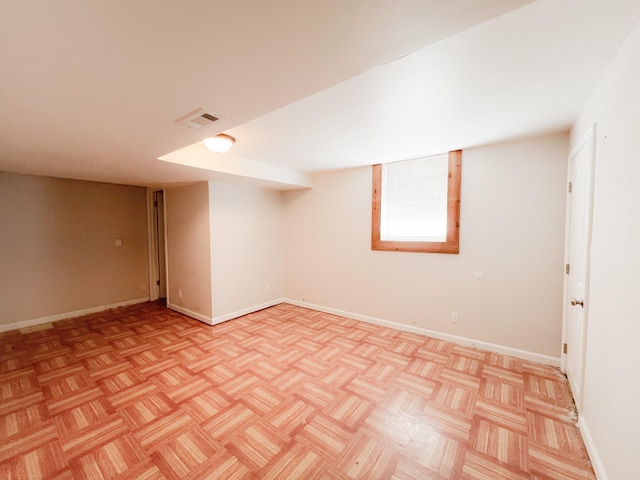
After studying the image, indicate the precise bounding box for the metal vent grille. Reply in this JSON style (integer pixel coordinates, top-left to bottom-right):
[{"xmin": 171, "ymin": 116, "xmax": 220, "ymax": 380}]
[{"xmin": 176, "ymin": 109, "xmax": 220, "ymax": 129}]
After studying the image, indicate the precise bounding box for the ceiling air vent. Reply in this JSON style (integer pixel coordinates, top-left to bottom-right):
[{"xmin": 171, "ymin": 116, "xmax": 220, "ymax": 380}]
[{"xmin": 175, "ymin": 108, "xmax": 221, "ymax": 129}]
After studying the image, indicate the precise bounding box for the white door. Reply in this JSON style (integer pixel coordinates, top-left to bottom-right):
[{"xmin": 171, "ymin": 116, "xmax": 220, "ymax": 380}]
[{"xmin": 564, "ymin": 126, "xmax": 595, "ymax": 412}]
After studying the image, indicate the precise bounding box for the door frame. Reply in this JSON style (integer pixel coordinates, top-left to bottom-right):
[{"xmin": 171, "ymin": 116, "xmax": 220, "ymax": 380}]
[
  {"xmin": 146, "ymin": 188, "xmax": 167, "ymax": 301},
  {"xmin": 561, "ymin": 124, "xmax": 596, "ymax": 410}
]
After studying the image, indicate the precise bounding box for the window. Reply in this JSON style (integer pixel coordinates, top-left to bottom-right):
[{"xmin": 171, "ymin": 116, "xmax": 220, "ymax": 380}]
[{"xmin": 371, "ymin": 150, "xmax": 461, "ymax": 254}]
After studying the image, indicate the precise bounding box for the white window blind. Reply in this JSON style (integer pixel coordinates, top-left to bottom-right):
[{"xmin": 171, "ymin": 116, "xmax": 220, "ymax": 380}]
[{"xmin": 380, "ymin": 154, "xmax": 448, "ymax": 242}]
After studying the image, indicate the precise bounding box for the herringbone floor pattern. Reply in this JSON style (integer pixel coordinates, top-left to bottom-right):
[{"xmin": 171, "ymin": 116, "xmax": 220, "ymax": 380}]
[{"xmin": 0, "ymin": 302, "xmax": 595, "ymax": 479}]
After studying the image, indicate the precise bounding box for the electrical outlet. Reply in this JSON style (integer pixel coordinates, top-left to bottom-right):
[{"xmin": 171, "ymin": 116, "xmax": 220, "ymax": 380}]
[
  {"xmin": 265, "ymin": 283, "xmax": 271, "ymax": 292},
  {"xmin": 178, "ymin": 289, "xmax": 183, "ymax": 299},
  {"xmin": 451, "ymin": 312, "xmax": 459, "ymax": 323},
  {"xmin": 140, "ymin": 284, "xmax": 147, "ymax": 291}
]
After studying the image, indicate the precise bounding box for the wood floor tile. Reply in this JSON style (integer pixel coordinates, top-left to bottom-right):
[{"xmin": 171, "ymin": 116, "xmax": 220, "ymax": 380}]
[
  {"xmin": 0, "ymin": 402, "xmax": 49, "ymax": 437},
  {"xmin": 0, "ymin": 420, "xmax": 58, "ymax": 463},
  {"xmin": 218, "ymin": 371, "xmax": 261, "ymax": 399},
  {"xmin": 325, "ymin": 392, "xmax": 372, "ymax": 430},
  {"xmin": 432, "ymin": 383, "xmax": 477, "ymax": 416},
  {"xmin": 75, "ymin": 433, "xmax": 146, "ymax": 479},
  {"xmin": 201, "ymin": 403, "xmax": 257, "ymax": 444},
  {"xmin": 335, "ymin": 432, "xmax": 398, "ymax": 479},
  {"xmin": 227, "ymin": 419, "xmax": 289, "ymax": 470},
  {"xmin": 60, "ymin": 415, "xmax": 130, "ymax": 461},
  {"xmin": 0, "ymin": 355, "xmax": 30, "ymax": 374},
  {"xmin": 406, "ymin": 358, "xmax": 442, "ymax": 379},
  {"xmin": 413, "ymin": 430, "xmax": 465, "ymax": 479},
  {"xmin": 271, "ymin": 368, "xmax": 309, "ymax": 392},
  {"xmin": 110, "ymin": 459, "xmax": 165, "ymax": 480},
  {"xmin": 470, "ymin": 417, "xmax": 529, "ymax": 473},
  {"xmin": 422, "ymin": 403, "xmax": 473, "ymax": 442},
  {"xmin": 0, "ymin": 301, "xmax": 596, "ymax": 479},
  {"xmin": 180, "ymin": 388, "xmax": 230, "ymax": 423},
  {"xmin": 479, "ymin": 377, "xmax": 525, "ymax": 409},
  {"xmin": 391, "ymin": 457, "xmax": 444, "ymax": 480},
  {"xmin": 267, "ymin": 397, "xmax": 316, "ymax": 436},
  {"xmin": 1, "ymin": 371, "xmax": 40, "ymax": 400},
  {"xmin": 447, "ymin": 354, "xmax": 483, "ymax": 376},
  {"xmin": 529, "ymin": 441, "xmax": 596, "ymax": 480},
  {"xmin": 262, "ymin": 441, "xmax": 326, "ymax": 480},
  {"xmin": 294, "ymin": 380, "xmax": 340, "ymax": 409},
  {"xmin": 362, "ymin": 408, "xmax": 442, "ymax": 457},
  {"xmin": 249, "ymin": 359, "xmax": 285, "ymax": 380},
  {"xmin": 151, "ymin": 427, "xmax": 219, "ymax": 478},
  {"xmin": 55, "ymin": 397, "xmax": 114, "ymax": 435},
  {"xmin": 200, "ymin": 363, "xmax": 240, "ymax": 385},
  {"xmin": 134, "ymin": 409, "xmax": 197, "ymax": 452},
  {"xmin": 345, "ymin": 375, "xmax": 388, "ymax": 403},
  {"xmin": 527, "ymin": 411, "xmax": 589, "ymax": 459},
  {"xmin": 0, "ymin": 440, "xmax": 66, "ymax": 480},
  {"xmin": 298, "ymin": 413, "xmax": 352, "ymax": 458},
  {"xmin": 239, "ymin": 382, "xmax": 286, "ymax": 416},
  {"xmin": 107, "ymin": 381, "xmax": 159, "ymax": 409},
  {"xmin": 474, "ymin": 397, "xmax": 528, "ymax": 433},
  {"xmin": 34, "ymin": 353, "xmax": 77, "ymax": 375},
  {"xmin": 118, "ymin": 392, "xmax": 175, "ymax": 429},
  {"xmin": 436, "ymin": 367, "xmax": 482, "ymax": 391},
  {"xmin": 182, "ymin": 448, "xmax": 249, "ymax": 480},
  {"xmin": 461, "ymin": 450, "xmax": 530, "ymax": 480},
  {"xmin": 46, "ymin": 387, "xmax": 103, "ymax": 416}
]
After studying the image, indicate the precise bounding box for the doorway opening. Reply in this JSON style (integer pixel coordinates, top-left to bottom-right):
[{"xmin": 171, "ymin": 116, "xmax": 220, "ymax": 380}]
[{"xmin": 149, "ymin": 189, "xmax": 167, "ymax": 305}]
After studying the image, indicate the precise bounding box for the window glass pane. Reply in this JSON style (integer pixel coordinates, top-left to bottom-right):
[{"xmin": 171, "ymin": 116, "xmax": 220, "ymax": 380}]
[{"xmin": 380, "ymin": 154, "xmax": 448, "ymax": 242}]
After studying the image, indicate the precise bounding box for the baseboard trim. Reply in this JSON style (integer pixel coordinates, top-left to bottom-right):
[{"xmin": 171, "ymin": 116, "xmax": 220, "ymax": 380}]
[
  {"xmin": 211, "ymin": 299, "xmax": 285, "ymax": 325},
  {"xmin": 283, "ymin": 299, "xmax": 560, "ymax": 367},
  {"xmin": 0, "ymin": 297, "xmax": 150, "ymax": 333},
  {"xmin": 167, "ymin": 303, "xmax": 214, "ymax": 325},
  {"xmin": 578, "ymin": 416, "xmax": 606, "ymax": 480},
  {"xmin": 168, "ymin": 298, "xmax": 285, "ymax": 327}
]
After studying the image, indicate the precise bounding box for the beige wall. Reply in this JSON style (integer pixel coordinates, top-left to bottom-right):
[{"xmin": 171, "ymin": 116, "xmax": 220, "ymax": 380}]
[
  {"xmin": 209, "ymin": 181, "xmax": 285, "ymax": 320},
  {"xmin": 283, "ymin": 133, "xmax": 568, "ymax": 359},
  {"xmin": 0, "ymin": 172, "xmax": 149, "ymax": 327},
  {"xmin": 570, "ymin": 18, "xmax": 640, "ymax": 480},
  {"xmin": 165, "ymin": 182, "xmax": 212, "ymax": 320}
]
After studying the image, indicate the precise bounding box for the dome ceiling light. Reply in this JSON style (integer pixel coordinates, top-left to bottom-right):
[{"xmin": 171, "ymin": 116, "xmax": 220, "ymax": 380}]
[{"xmin": 203, "ymin": 133, "xmax": 236, "ymax": 153}]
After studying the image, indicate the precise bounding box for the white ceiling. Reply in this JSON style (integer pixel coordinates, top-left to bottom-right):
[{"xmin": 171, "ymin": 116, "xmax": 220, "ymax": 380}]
[{"xmin": 1, "ymin": 1, "xmax": 640, "ymax": 189}]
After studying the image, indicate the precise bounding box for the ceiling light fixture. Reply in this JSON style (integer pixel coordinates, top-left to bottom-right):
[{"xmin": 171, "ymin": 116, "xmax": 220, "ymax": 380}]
[{"xmin": 203, "ymin": 133, "xmax": 235, "ymax": 153}]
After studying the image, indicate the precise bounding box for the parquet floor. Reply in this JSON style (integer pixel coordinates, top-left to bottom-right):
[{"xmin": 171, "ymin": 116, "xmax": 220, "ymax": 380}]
[{"xmin": 0, "ymin": 302, "xmax": 595, "ymax": 479}]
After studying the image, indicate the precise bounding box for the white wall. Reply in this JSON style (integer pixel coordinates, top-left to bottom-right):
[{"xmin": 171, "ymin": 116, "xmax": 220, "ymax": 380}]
[
  {"xmin": 209, "ymin": 181, "xmax": 285, "ymax": 321},
  {"xmin": 570, "ymin": 18, "xmax": 640, "ymax": 480},
  {"xmin": 0, "ymin": 172, "xmax": 149, "ymax": 328},
  {"xmin": 165, "ymin": 182, "xmax": 213, "ymax": 320},
  {"xmin": 283, "ymin": 133, "xmax": 568, "ymax": 360}
]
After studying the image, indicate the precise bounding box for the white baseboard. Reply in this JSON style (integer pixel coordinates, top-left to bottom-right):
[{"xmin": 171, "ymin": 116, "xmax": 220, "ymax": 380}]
[
  {"xmin": 168, "ymin": 298, "xmax": 285, "ymax": 327},
  {"xmin": 578, "ymin": 416, "xmax": 607, "ymax": 480},
  {"xmin": 283, "ymin": 299, "xmax": 560, "ymax": 367},
  {"xmin": 0, "ymin": 297, "xmax": 150, "ymax": 333},
  {"xmin": 211, "ymin": 298, "xmax": 285, "ymax": 325},
  {"xmin": 167, "ymin": 303, "xmax": 214, "ymax": 325},
  {"xmin": 5, "ymin": 297, "xmax": 559, "ymax": 368}
]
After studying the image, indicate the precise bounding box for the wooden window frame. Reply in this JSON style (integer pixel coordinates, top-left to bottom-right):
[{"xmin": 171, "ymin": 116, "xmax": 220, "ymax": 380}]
[{"xmin": 371, "ymin": 150, "xmax": 461, "ymax": 254}]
